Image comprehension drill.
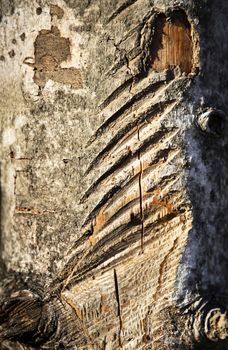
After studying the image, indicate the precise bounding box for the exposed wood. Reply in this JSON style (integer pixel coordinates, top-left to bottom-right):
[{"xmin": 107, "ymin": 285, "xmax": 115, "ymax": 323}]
[
  {"xmin": 1, "ymin": 1, "xmax": 228, "ymax": 349},
  {"xmin": 151, "ymin": 11, "xmax": 193, "ymax": 74}
]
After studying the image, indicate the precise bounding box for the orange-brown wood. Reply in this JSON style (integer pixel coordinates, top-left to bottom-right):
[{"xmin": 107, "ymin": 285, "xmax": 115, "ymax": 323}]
[{"xmin": 152, "ymin": 12, "xmax": 193, "ymax": 74}]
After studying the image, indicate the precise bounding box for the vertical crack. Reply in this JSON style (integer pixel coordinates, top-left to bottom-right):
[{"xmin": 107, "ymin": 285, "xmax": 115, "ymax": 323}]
[
  {"xmin": 114, "ymin": 268, "xmax": 123, "ymax": 347},
  {"xmin": 137, "ymin": 125, "xmax": 144, "ymax": 252}
]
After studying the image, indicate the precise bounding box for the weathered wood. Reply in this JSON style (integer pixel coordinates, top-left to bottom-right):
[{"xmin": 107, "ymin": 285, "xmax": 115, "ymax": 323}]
[{"xmin": 1, "ymin": 0, "xmax": 228, "ymax": 349}]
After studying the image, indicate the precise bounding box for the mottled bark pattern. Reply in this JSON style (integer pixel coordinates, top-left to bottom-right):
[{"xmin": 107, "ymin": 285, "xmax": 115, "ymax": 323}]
[{"xmin": 1, "ymin": 0, "xmax": 228, "ymax": 349}]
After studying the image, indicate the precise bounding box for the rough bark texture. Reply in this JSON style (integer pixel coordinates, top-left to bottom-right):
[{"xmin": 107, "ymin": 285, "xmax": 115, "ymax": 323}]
[{"xmin": 1, "ymin": 0, "xmax": 228, "ymax": 349}]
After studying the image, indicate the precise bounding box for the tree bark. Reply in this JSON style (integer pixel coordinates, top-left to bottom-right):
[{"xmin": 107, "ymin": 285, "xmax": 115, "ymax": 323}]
[{"xmin": 1, "ymin": 0, "xmax": 228, "ymax": 349}]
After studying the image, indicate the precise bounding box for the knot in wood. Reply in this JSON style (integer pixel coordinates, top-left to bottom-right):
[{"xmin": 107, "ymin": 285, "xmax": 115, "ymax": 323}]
[
  {"xmin": 196, "ymin": 109, "xmax": 227, "ymax": 137},
  {"xmin": 204, "ymin": 308, "xmax": 228, "ymax": 342},
  {"xmin": 0, "ymin": 289, "xmax": 58, "ymax": 346},
  {"xmin": 192, "ymin": 301, "xmax": 228, "ymax": 346}
]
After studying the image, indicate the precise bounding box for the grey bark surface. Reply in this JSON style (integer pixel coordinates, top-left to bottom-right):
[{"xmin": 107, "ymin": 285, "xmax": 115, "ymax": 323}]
[{"xmin": 1, "ymin": 0, "xmax": 228, "ymax": 349}]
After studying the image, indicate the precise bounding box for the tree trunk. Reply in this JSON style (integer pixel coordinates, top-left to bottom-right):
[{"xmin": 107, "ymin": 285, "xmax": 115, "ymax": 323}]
[{"xmin": 1, "ymin": 0, "xmax": 228, "ymax": 349}]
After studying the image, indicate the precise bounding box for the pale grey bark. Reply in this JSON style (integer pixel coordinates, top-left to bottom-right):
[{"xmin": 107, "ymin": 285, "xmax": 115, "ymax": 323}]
[{"xmin": 1, "ymin": 0, "xmax": 228, "ymax": 349}]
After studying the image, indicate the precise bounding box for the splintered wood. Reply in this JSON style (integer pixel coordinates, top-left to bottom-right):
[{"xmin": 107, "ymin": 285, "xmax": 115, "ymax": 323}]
[
  {"xmin": 0, "ymin": 1, "xmax": 203, "ymax": 349},
  {"xmin": 152, "ymin": 11, "xmax": 193, "ymax": 74},
  {"xmin": 54, "ymin": 9, "xmax": 198, "ymax": 348},
  {"xmin": 59, "ymin": 71, "xmax": 194, "ymax": 347}
]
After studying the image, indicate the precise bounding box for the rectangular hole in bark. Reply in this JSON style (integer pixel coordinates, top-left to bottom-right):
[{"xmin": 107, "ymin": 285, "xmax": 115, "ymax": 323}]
[{"xmin": 151, "ymin": 10, "xmax": 193, "ymax": 74}]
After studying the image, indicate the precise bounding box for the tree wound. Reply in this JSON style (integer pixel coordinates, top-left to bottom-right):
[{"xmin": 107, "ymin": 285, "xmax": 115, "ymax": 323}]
[
  {"xmin": 151, "ymin": 11, "xmax": 193, "ymax": 74},
  {"xmin": 24, "ymin": 26, "xmax": 83, "ymax": 89}
]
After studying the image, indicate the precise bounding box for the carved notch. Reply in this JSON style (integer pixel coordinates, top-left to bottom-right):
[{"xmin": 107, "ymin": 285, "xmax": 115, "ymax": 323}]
[{"xmin": 151, "ymin": 10, "xmax": 193, "ymax": 74}]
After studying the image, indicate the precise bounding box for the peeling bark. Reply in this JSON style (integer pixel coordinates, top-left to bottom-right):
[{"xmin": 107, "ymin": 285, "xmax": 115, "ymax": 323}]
[{"xmin": 1, "ymin": 0, "xmax": 228, "ymax": 349}]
